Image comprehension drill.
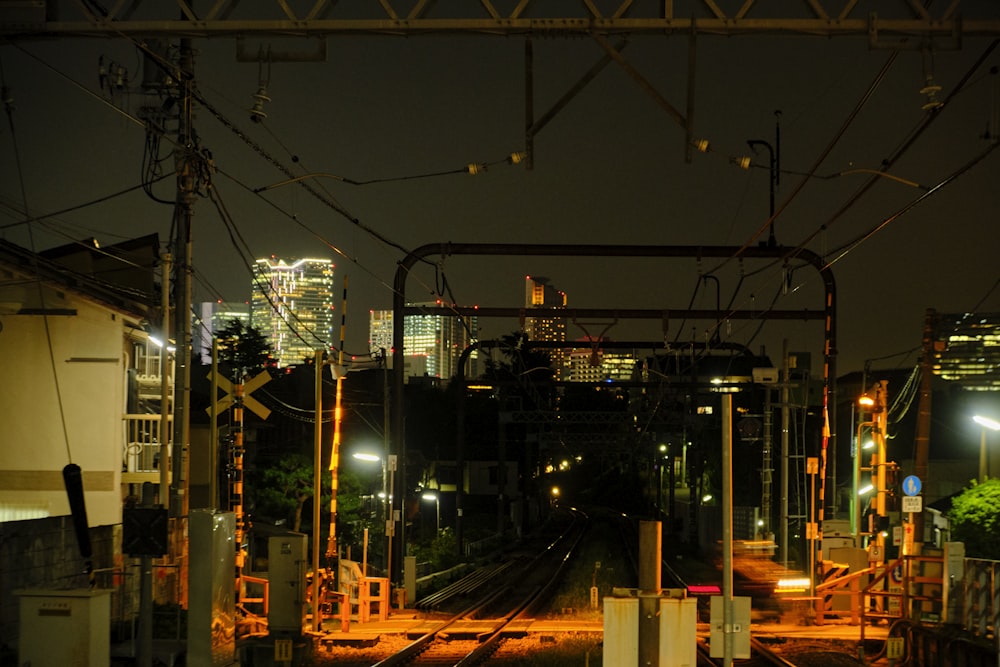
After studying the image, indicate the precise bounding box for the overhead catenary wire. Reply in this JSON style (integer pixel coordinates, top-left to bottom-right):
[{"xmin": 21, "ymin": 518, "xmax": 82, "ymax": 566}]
[
  {"xmin": 206, "ymin": 178, "xmax": 359, "ymax": 355},
  {"xmin": 691, "ymin": 42, "xmax": 999, "ymax": 359},
  {"xmin": 820, "ymin": 140, "xmax": 1000, "ymax": 272},
  {"xmin": 5, "ymin": 41, "xmax": 474, "ymax": 359}
]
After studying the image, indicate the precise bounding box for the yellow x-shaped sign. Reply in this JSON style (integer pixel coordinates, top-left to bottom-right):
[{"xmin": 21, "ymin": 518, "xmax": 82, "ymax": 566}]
[{"xmin": 206, "ymin": 370, "xmax": 271, "ymax": 419}]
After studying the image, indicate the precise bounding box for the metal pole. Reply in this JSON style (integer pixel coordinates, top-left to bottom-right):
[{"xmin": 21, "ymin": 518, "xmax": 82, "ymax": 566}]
[
  {"xmin": 386, "ymin": 457, "xmax": 396, "ymax": 587},
  {"xmin": 722, "ymin": 393, "xmax": 734, "ymax": 667},
  {"xmin": 382, "ymin": 353, "xmax": 391, "ymax": 576},
  {"xmin": 159, "ymin": 254, "xmax": 171, "ymax": 502},
  {"xmin": 312, "ymin": 349, "xmax": 322, "ymax": 632},
  {"xmin": 327, "ymin": 276, "xmax": 348, "ymax": 566},
  {"xmin": 980, "ymin": 428, "xmax": 987, "ymax": 481},
  {"xmin": 780, "ymin": 341, "xmax": 790, "ymax": 567},
  {"xmin": 209, "ymin": 338, "xmax": 218, "ymax": 509}
]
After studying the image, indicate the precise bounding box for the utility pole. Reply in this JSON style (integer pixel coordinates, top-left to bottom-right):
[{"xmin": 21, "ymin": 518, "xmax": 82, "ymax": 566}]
[
  {"xmin": 912, "ymin": 309, "xmax": 936, "ymax": 543},
  {"xmin": 170, "ymin": 36, "xmax": 196, "ymax": 606}
]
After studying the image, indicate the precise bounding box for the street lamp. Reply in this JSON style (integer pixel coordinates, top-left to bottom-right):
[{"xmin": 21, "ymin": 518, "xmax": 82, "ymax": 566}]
[
  {"xmin": 351, "ymin": 451, "xmax": 394, "ymax": 580},
  {"xmin": 422, "ymin": 492, "xmax": 440, "ymax": 536},
  {"xmin": 973, "ymin": 415, "xmax": 1000, "ymax": 480}
]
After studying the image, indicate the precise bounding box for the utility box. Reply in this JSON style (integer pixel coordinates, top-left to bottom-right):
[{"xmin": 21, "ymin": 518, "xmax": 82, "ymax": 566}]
[
  {"xmin": 268, "ymin": 533, "xmax": 307, "ymax": 634},
  {"xmin": 942, "ymin": 542, "xmax": 965, "ymax": 624},
  {"xmin": 829, "ymin": 547, "xmax": 869, "ymax": 612},
  {"xmin": 189, "ymin": 509, "xmax": 236, "ymax": 666},
  {"xmin": 17, "ymin": 589, "xmax": 111, "ymax": 667},
  {"xmin": 603, "ymin": 595, "xmax": 638, "ymax": 666},
  {"xmin": 659, "ymin": 597, "xmax": 697, "ymax": 667}
]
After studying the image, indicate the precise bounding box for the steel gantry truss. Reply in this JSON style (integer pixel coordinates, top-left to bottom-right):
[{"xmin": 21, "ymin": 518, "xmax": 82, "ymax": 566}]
[{"xmin": 2, "ymin": 1, "xmax": 999, "ymax": 40}]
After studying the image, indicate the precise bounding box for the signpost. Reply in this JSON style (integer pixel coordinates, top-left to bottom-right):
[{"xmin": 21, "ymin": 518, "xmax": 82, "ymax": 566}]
[{"xmin": 901, "ymin": 475, "xmax": 921, "ymax": 556}]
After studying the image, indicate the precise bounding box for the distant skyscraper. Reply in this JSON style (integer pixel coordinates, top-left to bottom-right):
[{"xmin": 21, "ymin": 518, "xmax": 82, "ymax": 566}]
[
  {"xmin": 933, "ymin": 312, "xmax": 1000, "ymax": 391},
  {"xmin": 524, "ymin": 275, "xmax": 567, "ymax": 379},
  {"xmin": 250, "ymin": 257, "xmax": 335, "ymax": 367},
  {"xmin": 369, "ymin": 302, "xmax": 478, "ymax": 381},
  {"xmin": 194, "ymin": 300, "xmax": 251, "ymax": 364},
  {"xmin": 566, "ymin": 343, "xmax": 637, "ymax": 383}
]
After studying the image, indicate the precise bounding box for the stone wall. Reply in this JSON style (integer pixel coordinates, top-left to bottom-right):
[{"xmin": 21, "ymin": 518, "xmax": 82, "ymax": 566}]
[{"xmin": 0, "ymin": 516, "xmax": 116, "ymax": 653}]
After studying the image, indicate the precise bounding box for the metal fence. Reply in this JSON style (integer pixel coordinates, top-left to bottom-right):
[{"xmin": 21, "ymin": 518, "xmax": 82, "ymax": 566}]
[
  {"xmin": 964, "ymin": 558, "xmax": 1000, "ymax": 648},
  {"xmin": 123, "ymin": 414, "xmax": 172, "ymax": 473}
]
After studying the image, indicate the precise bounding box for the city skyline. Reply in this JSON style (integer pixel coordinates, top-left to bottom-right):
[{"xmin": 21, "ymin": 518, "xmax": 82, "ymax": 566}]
[
  {"xmin": 1, "ymin": 27, "xmax": 998, "ymax": 380},
  {"xmin": 250, "ymin": 256, "xmax": 335, "ymax": 367}
]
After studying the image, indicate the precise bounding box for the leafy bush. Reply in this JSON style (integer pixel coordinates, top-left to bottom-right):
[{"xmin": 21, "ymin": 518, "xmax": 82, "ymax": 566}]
[{"xmin": 949, "ymin": 479, "xmax": 1000, "ymax": 559}]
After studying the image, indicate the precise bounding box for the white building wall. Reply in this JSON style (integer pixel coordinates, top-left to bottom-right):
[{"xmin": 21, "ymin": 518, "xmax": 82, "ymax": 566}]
[{"xmin": 0, "ymin": 292, "xmax": 131, "ymax": 526}]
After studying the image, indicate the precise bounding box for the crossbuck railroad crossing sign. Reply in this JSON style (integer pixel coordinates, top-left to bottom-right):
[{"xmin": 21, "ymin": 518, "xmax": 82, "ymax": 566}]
[{"xmin": 207, "ymin": 370, "xmax": 271, "ymax": 419}]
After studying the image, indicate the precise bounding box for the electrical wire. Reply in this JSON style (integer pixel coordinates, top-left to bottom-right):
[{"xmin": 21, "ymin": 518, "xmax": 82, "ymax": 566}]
[
  {"xmin": 0, "ymin": 53, "xmax": 74, "ymax": 464},
  {"xmin": 0, "ymin": 176, "xmax": 173, "ymax": 231},
  {"xmin": 691, "ymin": 41, "xmax": 999, "ymax": 362},
  {"xmin": 723, "ymin": 50, "xmax": 901, "ymax": 268},
  {"xmin": 206, "ymin": 179, "xmax": 347, "ymax": 354},
  {"xmin": 821, "ymin": 140, "xmax": 1000, "ymax": 271}
]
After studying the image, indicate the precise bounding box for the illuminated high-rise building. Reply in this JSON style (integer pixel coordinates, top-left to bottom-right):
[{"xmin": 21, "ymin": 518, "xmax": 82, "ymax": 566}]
[
  {"xmin": 566, "ymin": 344, "xmax": 637, "ymax": 383},
  {"xmin": 369, "ymin": 302, "xmax": 478, "ymax": 382},
  {"xmin": 194, "ymin": 300, "xmax": 251, "ymax": 364},
  {"xmin": 250, "ymin": 257, "xmax": 335, "ymax": 367},
  {"xmin": 524, "ymin": 275, "xmax": 567, "ymax": 379},
  {"xmin": 933, "ymin": 312, "xmax": 1000, "ymax": 391}
]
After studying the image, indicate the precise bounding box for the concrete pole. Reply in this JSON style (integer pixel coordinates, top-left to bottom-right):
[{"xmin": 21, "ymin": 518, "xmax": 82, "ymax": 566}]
[
  {"xmin": 638, "ymin": 520, "xmax": 662, "ymax": 667},
  {"xmin": 138, "ymin": 483, "xmax": 155, "ymax": 667},
  {"xmin": 722, "ymin": 393, "xmax": 734, "ymax": 667}
]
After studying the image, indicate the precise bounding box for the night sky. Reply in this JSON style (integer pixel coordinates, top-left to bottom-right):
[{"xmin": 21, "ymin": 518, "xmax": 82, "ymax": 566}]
[{"xmin": 1, "ymin": 24, "xmax": 998, "ymax": 377}]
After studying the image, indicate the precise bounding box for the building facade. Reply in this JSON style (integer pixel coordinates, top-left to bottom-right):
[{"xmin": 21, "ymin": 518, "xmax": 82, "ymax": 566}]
[
  {"xmin": 566, "ymin": 343, "xmax": 638, "ymax": 383},
  {"xmin": 250, "ymin": 257, "xmax": 335, "ymax": 367},
  {"xmin": 524, "ymin": 275, "xmax": 567, "ymax": 379},
  {"xmin": 933, "ymin": 311, "xmax": 1000, "ymax": 391},
  {"xmin": 194, "ymin": 300, "xmax": 251, "ymax": 364},
  {"xmin": 369, "ymin": 301, "xmax": 478, "ymax": 381}
]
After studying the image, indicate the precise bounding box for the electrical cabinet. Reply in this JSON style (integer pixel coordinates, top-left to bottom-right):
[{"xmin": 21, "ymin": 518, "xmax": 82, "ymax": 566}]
[{"xmin": 18, "ymin": 589, "xmax": 110, "ymax": 666}]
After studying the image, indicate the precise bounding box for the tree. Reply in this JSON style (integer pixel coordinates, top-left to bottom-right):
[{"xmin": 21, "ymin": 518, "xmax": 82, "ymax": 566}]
[
  {"xmin": 255, "ymin": 453, "xmax": 315, "ymax": 531},
  {"xmin": 212, "ymin": 319, "xmax": 273, "ymax": 375},
  {"xmin": 948, "ymin": 478, "xmax": 1000, "ymax": 559}
]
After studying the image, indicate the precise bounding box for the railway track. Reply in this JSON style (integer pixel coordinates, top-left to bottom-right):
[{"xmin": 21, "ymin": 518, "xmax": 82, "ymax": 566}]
[{"xmin": 371, "ymin": 507, "xmax": 588, "ymax": 667}]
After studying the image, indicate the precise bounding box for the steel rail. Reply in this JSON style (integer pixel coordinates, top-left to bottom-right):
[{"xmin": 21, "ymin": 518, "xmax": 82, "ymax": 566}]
[{"xmin": 373, "ymin": 508, "xmax": 588, "ymax": 667}]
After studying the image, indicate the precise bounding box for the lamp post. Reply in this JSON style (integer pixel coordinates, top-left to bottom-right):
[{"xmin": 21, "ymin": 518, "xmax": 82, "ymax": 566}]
[
  {"xmin": 352, "ymin": 452, "xmax": 392, "ymax": 578},
  {"xmin": 422, "ymin": 492, "xmax": 440, "ymax": 537},
  {"xmin": 974, "ymin": 415, "xmax": 1000, "ymax": 480}
]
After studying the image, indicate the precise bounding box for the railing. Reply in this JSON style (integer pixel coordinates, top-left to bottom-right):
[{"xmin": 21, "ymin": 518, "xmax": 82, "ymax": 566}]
[
  {"xmin": 859, "ymin": 552, "xmax": 945, "ymax": 647},
  {"xmin": 133, "ymin": 345, "xmax": 170, "ymax": 379},
  {"xmin": 964, "ymin": 558, "xmax": 1000, "ymax": 647},
  {"xmin": 464, "ymin": 532, "xmax": 506, "ymax": 558},
  {"xmin": 123, "ymin": 414, "xmax": 172, "ymax": 473}
]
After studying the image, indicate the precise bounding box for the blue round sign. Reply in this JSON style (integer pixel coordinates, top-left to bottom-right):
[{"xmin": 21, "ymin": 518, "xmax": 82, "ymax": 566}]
[{"xmin": 903, "ymin": 475, "xmax": 921, "ymax": 496}]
